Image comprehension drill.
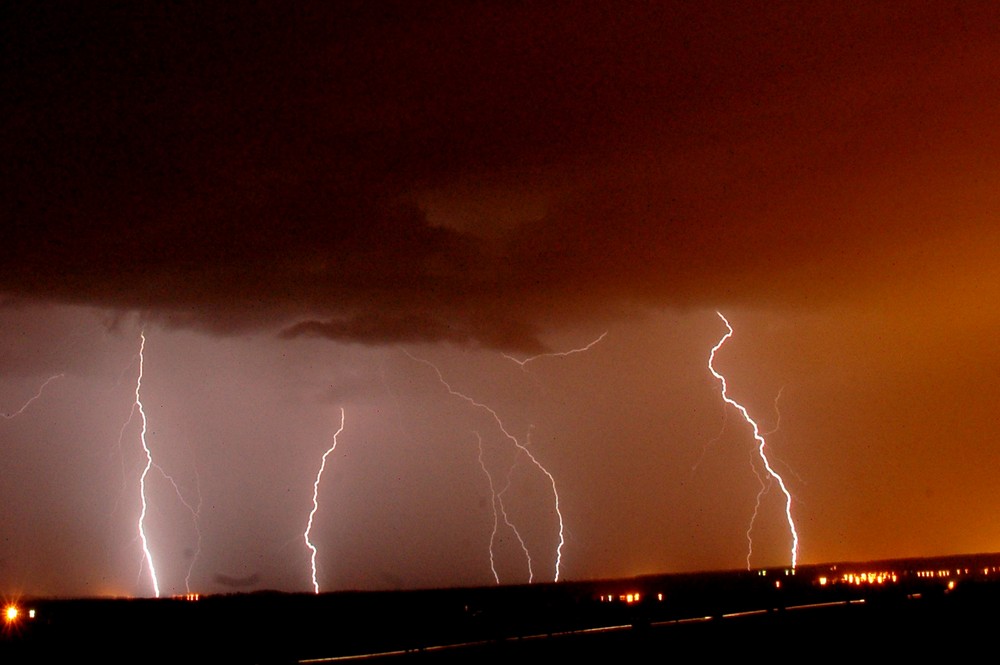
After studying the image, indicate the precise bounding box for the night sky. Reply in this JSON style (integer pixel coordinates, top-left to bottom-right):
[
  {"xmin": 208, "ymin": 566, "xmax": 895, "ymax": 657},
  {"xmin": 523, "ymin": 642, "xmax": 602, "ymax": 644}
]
[{"xmin": 3, "ymin": 2, "xmax": 1000, "ymax": 598}]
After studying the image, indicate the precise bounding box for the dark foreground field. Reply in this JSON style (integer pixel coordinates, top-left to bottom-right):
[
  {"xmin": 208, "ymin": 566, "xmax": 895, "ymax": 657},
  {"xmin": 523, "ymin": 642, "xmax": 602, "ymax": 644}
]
[{"xmin": 4, "ymin": 552, "xmax": 998, "ymax": 663}]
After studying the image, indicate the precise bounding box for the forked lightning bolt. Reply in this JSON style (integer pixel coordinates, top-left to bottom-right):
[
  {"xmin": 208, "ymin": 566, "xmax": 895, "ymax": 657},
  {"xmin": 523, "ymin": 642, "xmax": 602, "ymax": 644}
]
[
  {"xmin": 404, "ymin": 350, "xmax": 565, "ymax": 582},
  {"xmin": 709, "ymin": 312, "xmax": 799, "ymax": 569},
  {"xmin": 305, "ymin": 407, "xmax": 346, "ymax": 594},
  {"xmin": 2, "ymin": 374, "xmax": 64, "ymax": 419},
  {"xmin": 122, "ymin": 333, "xmax": 202, "ymax": 596}
]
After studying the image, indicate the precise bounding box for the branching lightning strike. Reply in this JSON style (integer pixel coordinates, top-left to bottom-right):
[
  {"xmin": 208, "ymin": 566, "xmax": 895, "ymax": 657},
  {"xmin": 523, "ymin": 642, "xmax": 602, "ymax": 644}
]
[
  {"xmin": 120, "ymin": 333, "xmax": 202, "ymax": 596},
  {"xmin": 305, "ymin": 407, "xmax": 346, "ymax": 594},
  {"xmin": 2, "ymin": 373, "xmax": 64, "ymax": 419},
  {"xmin": 709, "ymin": 312, "xmax": 799, "ymax": 569},
  {"xmin": 404, "ymin": 350, "xmax": 565, "ymax": 582}
]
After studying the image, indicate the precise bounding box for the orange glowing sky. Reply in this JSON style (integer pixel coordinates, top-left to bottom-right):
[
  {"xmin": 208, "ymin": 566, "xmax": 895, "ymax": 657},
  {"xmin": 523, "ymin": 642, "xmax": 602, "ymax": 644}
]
[{"xmin": 2, "ymin": 2, "xmax": 1000, "ymax": 597}]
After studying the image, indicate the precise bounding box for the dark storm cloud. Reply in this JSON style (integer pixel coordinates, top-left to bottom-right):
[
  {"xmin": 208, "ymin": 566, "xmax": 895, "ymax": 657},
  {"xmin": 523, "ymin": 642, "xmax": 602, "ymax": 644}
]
[
  {"xmin": 282, "ymin": 312, "xmax": 544, "ymax": 353},
  {"xmin": 4, "ymin": 2, "xmax": 1000, "ymax": 349}
]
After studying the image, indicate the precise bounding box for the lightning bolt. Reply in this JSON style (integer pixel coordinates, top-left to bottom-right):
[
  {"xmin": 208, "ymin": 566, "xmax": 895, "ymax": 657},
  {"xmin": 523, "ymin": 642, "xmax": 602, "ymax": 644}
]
[
  {"xmin": 476, "ymin": 432, "xmax": 502, "ymax": 585},
  {"xmin": 709, "ymin": 312, "xmax": 799, "ymax": 569},
  {"xmin": 1, "ymin": 373, "xmax": 64, "ymax": 419},
  {"xmin": 403, "ymin": 350, "xmax": 565, "ymax": 582},
  {"xmin": 746, "ymin": 386, "xmax": 784, "ymax": 570},
  {"xmin": 502, "ymin": 331, "xmax": 608, "ymax": 368},
  {"xmin": 118, "ymin": 332, "xmax": 203, "ymax": 596},
  {"xmin": 305, "ymin": 407, "xmax": 346, "ymax": 594},
  {"xmin": 133, "ymin": 331, "xmax": 161, "ymax": 597}
]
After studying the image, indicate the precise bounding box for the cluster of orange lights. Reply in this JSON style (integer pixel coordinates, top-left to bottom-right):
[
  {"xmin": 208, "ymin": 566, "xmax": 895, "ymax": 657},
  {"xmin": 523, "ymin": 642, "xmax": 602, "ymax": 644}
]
[
  {"xmin": 916, "ymin": 568, "xmax": 966, "ymax": 579},
  {"xmin": 599, "ymin": 592, "xmax": 664, "ymax": 604},
  {"xmin": 840, "ymin": 572, "xmax": 897, "ymax": 586},
  {"xmin": 813, "ymin": 565, "xmax": 1000, "ymax": 588},
  {"xmin": 173, "ymin": 593, "xmax": 201, "ymax": 602}
]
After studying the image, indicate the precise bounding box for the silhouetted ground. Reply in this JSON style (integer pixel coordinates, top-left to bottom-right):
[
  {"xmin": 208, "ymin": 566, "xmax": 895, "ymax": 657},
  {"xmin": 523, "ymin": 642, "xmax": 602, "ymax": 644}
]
[{"xmin": 4, "ymin": 552, "xmax": 997, "ymax": 663}]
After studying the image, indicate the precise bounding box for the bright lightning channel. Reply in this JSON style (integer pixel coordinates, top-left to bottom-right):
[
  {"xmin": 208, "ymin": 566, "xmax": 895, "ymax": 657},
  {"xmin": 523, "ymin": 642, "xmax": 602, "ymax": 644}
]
[
  {"xmin": 404, "ymin": 350, "xmax": 565, "ymax": 582},
  {"xmin": 502, "ymin": 332, "xmax": 608, "ymax": 368},
  {"xmin": 115, "ymin": 334, "xmax": 202, "ymax": 596},
  {"xmin": 1, "ymin": 373, "xmax": 64, "ymax": 419},
  {"xmin": 708, "ymin": 312, "xmax": 799, "ymax": 569},
  {"xmin": 305, "ymin": 407, "xmax": 346, "ymax": 594},
  {"xmin": 134, "ymin": 332, "xmax": 161, "ymax": 597}
]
